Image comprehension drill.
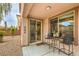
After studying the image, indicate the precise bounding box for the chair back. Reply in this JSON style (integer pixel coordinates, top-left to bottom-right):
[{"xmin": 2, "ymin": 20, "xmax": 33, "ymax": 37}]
[{"xmin": 63, "ymin": 33, "xmax": 73, "ymax": 45}]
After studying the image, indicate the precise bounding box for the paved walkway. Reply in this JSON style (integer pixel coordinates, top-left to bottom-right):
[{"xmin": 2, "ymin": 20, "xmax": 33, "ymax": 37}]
[{"xmin": 0, "ymin": 36, "xmax": 22, "ymax": 56}]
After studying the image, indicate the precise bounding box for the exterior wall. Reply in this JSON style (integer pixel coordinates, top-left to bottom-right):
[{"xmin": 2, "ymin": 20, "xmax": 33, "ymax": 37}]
[
  {"xmin": 78, "ymin": 7, "xmax": 79, "ymax": 45},
  {"xmin": 17, "ymin": 15, "xmax": 21, "ymax": 33},
  {"xmin": 21, "ymin": 17, "xmax": 29, "ymax": 46},
  {"xmin": 73, "ymin": 7, "xmax": 79, "ymax": 45},
  {"xmin": 20, "ymin": 4, "xmax": 24, "ymax": 16},
  {"xmin": 74, "ymin": 8, "xmax": 78, "ymax": 45}
]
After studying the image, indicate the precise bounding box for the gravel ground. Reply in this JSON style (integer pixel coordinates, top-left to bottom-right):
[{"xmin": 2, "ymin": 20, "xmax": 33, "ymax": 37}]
[{"xmin": 0, "ymin": 36, "xmax": 22, "ymax": 56}]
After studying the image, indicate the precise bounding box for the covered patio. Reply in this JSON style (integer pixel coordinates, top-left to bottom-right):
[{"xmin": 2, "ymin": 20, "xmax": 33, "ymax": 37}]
[{"xmin": 19, "ymin": 3, "xmax": 79, "ymax": 56}]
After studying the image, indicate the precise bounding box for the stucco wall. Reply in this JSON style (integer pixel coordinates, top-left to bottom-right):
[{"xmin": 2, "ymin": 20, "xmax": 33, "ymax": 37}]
[
  {"xmin": 21, "ymin": 17, "xmax": 29, "ymax": 46},
  {"xmin": 74, "ymin": 8, "xmax": 78, "ymax": 45},
  {"xmin": 73, "ymin": 7, "xmax": 79, "ymax": 45},
  {"xmin": 78, "ymin": 7, "xmax": 79, "ymax": 45}
]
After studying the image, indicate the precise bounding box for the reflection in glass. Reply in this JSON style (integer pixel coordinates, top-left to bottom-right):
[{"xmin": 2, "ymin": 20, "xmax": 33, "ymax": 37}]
[
  {"xmin": 50, "ymin": 18, "xmax": 58, "ymax": 33},
  {"xmin": 50, "ymin": 11, "xmax": 74, "ymax": 37},
  {"xmin": 37, "ymin": 22, "xmax": 41, "ymax": 41},
  {"xmin": 59, "ymin": 16, "xmax": 74, "ymax": 35},
  {"xmin": 30, "ymin": 20, "xmax": 36, "ymax": 43}
]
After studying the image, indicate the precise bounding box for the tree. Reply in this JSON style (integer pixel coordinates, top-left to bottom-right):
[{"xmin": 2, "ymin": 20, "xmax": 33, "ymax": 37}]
[
  {"xmin": 0, "ymin": 3, "xmax": 12, "ymax": 23},
  {"xmin": 4, "ymin": 21, "xmax": 7, "ymax": 30}
]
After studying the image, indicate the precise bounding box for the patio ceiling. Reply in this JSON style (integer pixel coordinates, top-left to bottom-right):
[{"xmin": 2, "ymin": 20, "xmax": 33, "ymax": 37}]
[{"xmin": 23, "ymin": 3, "xmax": 79, "ymax": 19}]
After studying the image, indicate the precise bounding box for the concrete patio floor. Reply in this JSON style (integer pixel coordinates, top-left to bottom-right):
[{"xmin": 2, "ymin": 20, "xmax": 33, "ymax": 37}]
[
  {"xmin": 22, "ymin": 44, "xmax": 79, "ymax": 56},
  {"xmin": 22, "ymin": 44, "xmax": 67, "ymax": 56}
]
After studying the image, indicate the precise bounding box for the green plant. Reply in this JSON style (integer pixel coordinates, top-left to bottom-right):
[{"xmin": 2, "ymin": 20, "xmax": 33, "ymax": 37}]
[
  {"xmin": 0, "ymin": 31, "xmax": 4, "ymax": 43},
  {"xmin": 11, "ymin": 28, "xmax": 16, "ymax": 36}
]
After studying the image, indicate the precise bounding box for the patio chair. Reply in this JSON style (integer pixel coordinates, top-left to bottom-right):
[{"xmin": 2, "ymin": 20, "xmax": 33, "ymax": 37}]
[
  {"xmin": 45, "ymin": 32, "xmax": 54, "ymax": 48},
  {"xmin": 59, "ymin": 33, "xmax": 74, "ymax": 55}
]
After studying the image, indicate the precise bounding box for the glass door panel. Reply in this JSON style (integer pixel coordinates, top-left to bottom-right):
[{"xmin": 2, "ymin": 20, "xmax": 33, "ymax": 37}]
[
  {"xmin": 50, "ymin": 18, "xmax": 58, "ymax": 37},
  {"xmin": 30, "ymin": 20, "xmax": 36, "ymax": 43},
  {"xmin": 37, "ymin": 21, "xmax": 41, "ymax": 41},
  {"xmin": 50, "ymin": 18, "xmax": 58, "ymax": 33}
]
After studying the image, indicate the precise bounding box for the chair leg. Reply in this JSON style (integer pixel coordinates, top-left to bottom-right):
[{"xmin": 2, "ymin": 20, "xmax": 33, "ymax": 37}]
[{"xmin": 58, "ymin": 40, "xmax": 60, "ymax": 54}]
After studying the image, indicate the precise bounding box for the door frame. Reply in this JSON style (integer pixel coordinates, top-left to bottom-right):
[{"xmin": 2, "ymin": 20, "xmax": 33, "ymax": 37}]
[{"xmin": 29, "ymin": 18, "xmax": 42, "ymax": 45}]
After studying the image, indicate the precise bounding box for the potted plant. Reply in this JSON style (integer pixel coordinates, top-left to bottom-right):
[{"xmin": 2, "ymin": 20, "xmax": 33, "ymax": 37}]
[{"xmin": 0, "ymin": 31, "xmax": 4, "ymax": 43}]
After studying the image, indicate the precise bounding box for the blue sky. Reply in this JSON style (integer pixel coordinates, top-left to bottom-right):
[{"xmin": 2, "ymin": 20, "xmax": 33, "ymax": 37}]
[{"xmin": 0, "ymin": 3, "xmax": 19, "ymax": 27}]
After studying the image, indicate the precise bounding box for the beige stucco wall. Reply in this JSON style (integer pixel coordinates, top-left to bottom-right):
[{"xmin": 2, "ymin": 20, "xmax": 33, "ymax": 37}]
[
  {"xmin": 21, "ymin": 17, "xmax": 29, "ymax": 46},
  {"xmin": 73, "ymin": 7, "xmax": 79, "ymax": 45},
  {"xmin": 20, "ymin": 4, "xmax": 24, "ymax": 16},
  {"xmin": 74, "ymin": 8, "xmax": 78, "ymax": 45},
  {"xmin": 78, "ymin": 7, "xmax": 79, "ymax": 45}
]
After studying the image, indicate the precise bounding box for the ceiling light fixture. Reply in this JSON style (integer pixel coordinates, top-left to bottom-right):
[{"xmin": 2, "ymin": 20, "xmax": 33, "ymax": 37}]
[{"xmin": 46, "ymin": 6, "xmax": 51, "ymax": 10}]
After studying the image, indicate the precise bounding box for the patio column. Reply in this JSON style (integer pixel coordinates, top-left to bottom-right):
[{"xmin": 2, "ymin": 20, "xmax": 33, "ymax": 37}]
[
  {"xmin": 74, "ymin": 7, "xmax": 79, "ymax": 45},
  {"xmin": 77, "ymin": 7, "xmax": 79, "ymax": 45},
  {"xmin": 42, "ymin": 18, "xmax": 50, "ymax": 43},
  {"xmin": 21, "ymin": 17, "xmax": 29, "ymax": 46}
]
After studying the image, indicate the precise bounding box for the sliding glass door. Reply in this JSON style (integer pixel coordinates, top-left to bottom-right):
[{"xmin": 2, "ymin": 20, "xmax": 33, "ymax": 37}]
[{"xmin": 30, "ymin": 19, "xmax": 42, "ymax": 43}]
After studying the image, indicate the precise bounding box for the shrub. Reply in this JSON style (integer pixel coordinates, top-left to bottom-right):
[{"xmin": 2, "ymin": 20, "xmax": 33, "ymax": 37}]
[
  {"xmin": 0, "ymin": 31, "xmax": 5, "ymax": 43},
  {"xmin": 11, "ymin": 28, "xmax": 16, "ymax": 36}
]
